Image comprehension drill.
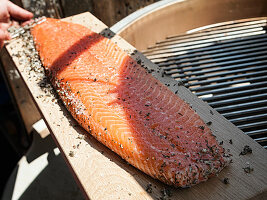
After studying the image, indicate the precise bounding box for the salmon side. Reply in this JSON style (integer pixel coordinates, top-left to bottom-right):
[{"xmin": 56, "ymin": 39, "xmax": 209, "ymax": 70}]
[{"xmin": 31, "ymin": 18, "xmax": 230, "ymax": 187}]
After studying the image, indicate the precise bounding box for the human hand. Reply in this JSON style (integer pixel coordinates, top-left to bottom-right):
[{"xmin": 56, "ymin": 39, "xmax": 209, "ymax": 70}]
[{"xmin": 0, "ymin": 0, "xmax": 33, "ymax": 48}]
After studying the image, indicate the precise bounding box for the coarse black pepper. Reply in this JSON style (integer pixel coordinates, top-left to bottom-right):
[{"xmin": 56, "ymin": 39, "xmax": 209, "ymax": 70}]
[
  {"xmin": 145, "ymin": 183, "xmax": 153, "ymax": 193},
  {"xmin": 240, "ymin": 145, "xmax": 252, "ymax": 155},
  {"xmin": 206, "ymin": 121, "xmax": 212, "ymax": 126},
  {"xmin": 160, "ymin": 187, "xmax": 172, "ymax": 199},
  {"xmin": 243, "ymin": 165, "xmax": 254, "ymax": 173},
  {"xmin": 69, "ymin": 151, "xmax": 74, "ymax": 157},
  {"xmin": 223, "ymin": 177, "xmax": 229, "ymax": 184}
]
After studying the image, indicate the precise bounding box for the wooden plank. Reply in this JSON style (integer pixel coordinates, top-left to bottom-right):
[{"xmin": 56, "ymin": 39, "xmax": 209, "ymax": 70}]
[
  {"xmin": 4, "ymin": 12, "xmax": 267, "ymax": 200},
  {"xmin": 0, "ymin": 48, "xmax": 41, "ymax": 134}
]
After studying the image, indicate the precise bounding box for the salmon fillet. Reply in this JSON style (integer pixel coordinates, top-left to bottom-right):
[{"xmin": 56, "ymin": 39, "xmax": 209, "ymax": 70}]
[{"xmin": 31, "ymin": 18, "xmax": 230, "ymax": 187}]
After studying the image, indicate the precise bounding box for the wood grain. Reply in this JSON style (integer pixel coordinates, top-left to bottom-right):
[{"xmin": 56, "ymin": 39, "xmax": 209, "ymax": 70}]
[
  {"xmin": 0, "ymin": 48, "xmax": 41, "ymax": 134},
  {"xmin": 4, "ymin": 12, "xmax": 267, "ymax": 200}
]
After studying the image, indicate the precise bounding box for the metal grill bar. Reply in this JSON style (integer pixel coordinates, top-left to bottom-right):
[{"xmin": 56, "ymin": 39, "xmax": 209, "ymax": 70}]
[
  {"xmin": 153, "ymin": 38, "xmax": 267, "ymax": 63},
  {"xmin": 222, "ymin": 107, "xmax": 267, "ymax": 118},
  {"xmin": 246, "ymin": 129, "xmax": 267, "ymax": 136},
  {"xmin": 159, "ymin": 45, "xmax": 267, "ymax": 67},
  {"xmin": 238, "ymin": 121, "xmax": 267, "ymax": 130},
  {"xmin": 145, "ymin": 31, "xmax": 266, "ymax": 56},
  {"xmin": 203, "ymin": 87, "xmax": 267, "ymax": 102},
  {"xmin": 229, "ymin": 113, "xmax": 267, "ymax": 124},
  {"xmin": 146, "ymin": 34, "xmax": 267, "ymax": 61},
  {"xmin": 208, "ymin": 93, "xmax": 267, "ymax": 107},
  {"xmin": 167, "ymin": 19, "xmax": 267, "ymax": 39},
  {"xmin": 187, "ymin": 19, "xmax": 267, "ymax": 32},
  {"xmin": 147, "ymin": 28, "xmax": 265, "ymax": 51},
  {"xmin": 181, "ymin": 66, "xmax": 267, "ymax": 83},
  {"xmin": 153, "ymin": 24, "xmax": 266, "ymax": 48},
  {"xmin": 215, "ymin": 99, "xmax": 267, "ymax": 112},
  {"xmin": 186, "ymin": 71, "xmax": 267, "ymax": 87},
  {"xmin": 167, "ymin": 57, "xmax": 267, "ymax": 78},
  {"xmin": 190, "ymin": 76, "xmax": 267, "ymax": 92},
  {"xmin": 143, "ymin": 18, "xmax": 267, "ymax": 148},
  {"xmin": 254, "ymin": 137, "xmax": 267, "ymax": 144},
  {"xmin": 147, "ymin": 39, "xmax": 267, "ymax": 62},
  {"xmin": 195, "ymin": 81, "xmax": 267, "ymax": 96}
]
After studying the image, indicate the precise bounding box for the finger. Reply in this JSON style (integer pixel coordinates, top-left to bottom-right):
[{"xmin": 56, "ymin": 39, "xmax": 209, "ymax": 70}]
[
  {"xmin": 7, "ymin": 1, "xmax": 33, "ymax": 21},
  {"xmin": 0, "ymin": 1, "xmax": 10, "ymax": 23},
  {"xmin": 11, "ymin": 20, "xmax": 20, "ymax": 27},
  {"xmin": 0, "ymin": 29, "xmax": 11, "ymax": 48},
  {"xmin": 0, "ymin": 41, "xmax": 3, "ymax": 49},
  {"xmin": 0, "ymin": 22, "xmax": 12, "ymax": 31},
  {"xmin": 0, "ymin": 29, "xmax": 10, "ymax": 40},
  {"xmin": 21, "ymin": 19, "xmax": 34, "ymax": 27}
]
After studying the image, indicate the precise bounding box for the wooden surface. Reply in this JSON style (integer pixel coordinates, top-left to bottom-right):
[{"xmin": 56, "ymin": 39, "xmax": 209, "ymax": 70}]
[
  {"xmin": 0, "ymin": 49, "xmax": 41, "ymax": 134},
  {"xmin": 4, "ymin": 12, "xmax": 267, "ymax": 200}
]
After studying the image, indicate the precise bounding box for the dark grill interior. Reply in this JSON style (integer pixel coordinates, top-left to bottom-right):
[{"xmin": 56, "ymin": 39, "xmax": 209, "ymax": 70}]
[{"xmin": 143, "ymin": 18, "xmax": 267, "ymax": 149}]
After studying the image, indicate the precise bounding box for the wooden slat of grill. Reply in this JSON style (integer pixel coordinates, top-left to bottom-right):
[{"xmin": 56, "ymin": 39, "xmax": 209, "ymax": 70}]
[{"xmin": 3, "ymin": 12, "xmax": 267, "ymax": 200}]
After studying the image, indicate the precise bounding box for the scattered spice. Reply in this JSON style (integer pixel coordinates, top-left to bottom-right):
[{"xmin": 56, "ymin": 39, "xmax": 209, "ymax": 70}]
[
  {"xmin": 162, "ymin": 154, "xmax": 170, "ymax": 158},
  {"xmin": 177, "ymin": 81, "xmax": 184, "ymax": 86},
  {"xmin": 240, "ymin": 145, "xmax": 252, "ymax": 155},
  {"xmin": 229, "ymin": 139, "xmax": 233, "ymax": 144},
  {"xmin": 160, "ymin": 187, "xmax": 172, "ymax": 199},
  {"xmin": 77, "ymin": 134, "xmax": 85, "ymax": 140},
  {"xmin": 243, "ymin": 162, "xmax": 254, "ymax": 173},
  {"xmin": 130, "ymin": 50, "xmax": 137, "ymax": 55},
  {"xmin": 223, "ymin": 177, "xmax": 229, "ymax": 184},
  {"xmin": 210, "ymin": 110, "xmax": 214, "ymax": 115},
  {"xmin": 69, "ymin": 151, "xmax": 74, "ymax": 157},
  {"xmin": 145, "ymin": 183, "xmax": 153, "ymax": 193},
  {"xmin": 206, "ymin": 121, "xmax": 212, "ymax": 126}
]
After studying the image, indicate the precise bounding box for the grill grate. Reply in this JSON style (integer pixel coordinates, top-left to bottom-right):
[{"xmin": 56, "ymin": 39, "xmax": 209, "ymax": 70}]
[{"xmin": 143, "ymin": 18, "xmax": 267, "ymax": 149}]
